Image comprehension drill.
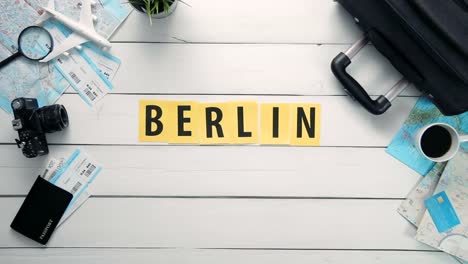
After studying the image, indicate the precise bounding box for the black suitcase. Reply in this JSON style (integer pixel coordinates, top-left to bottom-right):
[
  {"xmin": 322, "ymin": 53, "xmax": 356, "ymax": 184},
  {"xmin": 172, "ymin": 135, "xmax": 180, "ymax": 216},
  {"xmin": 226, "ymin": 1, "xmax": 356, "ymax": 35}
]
[{"xmin": 331, "ymin": 0, "xmax": 468, "ymax": 116}]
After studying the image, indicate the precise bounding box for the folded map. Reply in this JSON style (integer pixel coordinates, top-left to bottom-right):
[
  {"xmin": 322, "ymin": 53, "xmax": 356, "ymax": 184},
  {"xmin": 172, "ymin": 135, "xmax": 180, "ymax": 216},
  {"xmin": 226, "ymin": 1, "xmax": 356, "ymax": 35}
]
[
  {"xmin": 416, "ymin": 151, "xmax": 468, "ymax": 261},
  {"xmin": 398, "ymin": 162, "xmax": 446, "ymax": 226}
]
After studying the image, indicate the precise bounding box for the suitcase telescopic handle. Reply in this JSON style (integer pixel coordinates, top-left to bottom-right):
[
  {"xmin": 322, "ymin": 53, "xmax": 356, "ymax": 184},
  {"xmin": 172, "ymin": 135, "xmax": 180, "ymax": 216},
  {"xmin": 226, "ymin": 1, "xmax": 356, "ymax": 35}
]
[{"xmin": 331, "ymin": 34, "xmax": 410, "ymax": 115}]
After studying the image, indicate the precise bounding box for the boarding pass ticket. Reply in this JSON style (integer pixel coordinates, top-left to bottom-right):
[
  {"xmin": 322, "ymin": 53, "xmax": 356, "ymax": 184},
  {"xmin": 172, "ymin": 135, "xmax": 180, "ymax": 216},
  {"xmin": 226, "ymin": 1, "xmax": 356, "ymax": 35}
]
[
  {"xmin": 42, "ymin": 157, "xmax": 93, "ymax": 226},
  {"xmin": 84, "ymin": 43, "xmax": 121, "ymax": 81},
  {"xmin": 44, "ymin": 21, "xmax": 120, "ymax": 106},
  {"xmin": 42, "ymin": 157, "xmax": 65, "ymax": 181},
  {"xmin": 43, "ymin": 149, "xmax": 102, "ymax": 226},
  {"xmin": 50, "ymin": 149, "xmax": 101, "ymax": 197},
  {"xmin": 59, "ymin": 187, "xmax": 92, "ymax": 227}
]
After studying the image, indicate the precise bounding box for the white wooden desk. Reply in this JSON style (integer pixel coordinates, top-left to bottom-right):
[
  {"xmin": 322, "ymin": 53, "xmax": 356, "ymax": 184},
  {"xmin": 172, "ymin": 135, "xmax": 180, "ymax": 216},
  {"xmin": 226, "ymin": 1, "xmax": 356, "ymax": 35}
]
[{"xmin": 0, "ymin": 1, "xmax": 459, "ymax": 263}]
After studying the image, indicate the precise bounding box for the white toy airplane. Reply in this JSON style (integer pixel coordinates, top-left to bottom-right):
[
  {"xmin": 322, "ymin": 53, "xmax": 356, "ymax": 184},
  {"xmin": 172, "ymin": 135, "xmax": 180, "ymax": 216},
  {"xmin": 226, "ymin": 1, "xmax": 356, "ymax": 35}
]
[{"xmin": 37, "ymin": 0, "xmax": 112, "ymax": 62}]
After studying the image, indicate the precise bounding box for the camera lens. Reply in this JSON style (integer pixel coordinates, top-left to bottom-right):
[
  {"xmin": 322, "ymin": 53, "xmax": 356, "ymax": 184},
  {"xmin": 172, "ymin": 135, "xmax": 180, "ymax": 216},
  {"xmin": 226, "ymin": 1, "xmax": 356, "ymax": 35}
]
[
  {"xmin": 36, "ymin": 104, "xmax": 69, "ymax": 133},
  {"xmin": 11, "ymin": 99, "xmax": 23, "ymax": 110}
]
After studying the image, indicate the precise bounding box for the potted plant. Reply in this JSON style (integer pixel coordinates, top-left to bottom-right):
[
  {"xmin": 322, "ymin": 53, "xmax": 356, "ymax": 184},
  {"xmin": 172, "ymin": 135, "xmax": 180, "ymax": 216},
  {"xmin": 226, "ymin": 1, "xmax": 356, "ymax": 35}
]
[{"xmin": 129, "ymin": 0, "xmax": 188, "ymax": 24}]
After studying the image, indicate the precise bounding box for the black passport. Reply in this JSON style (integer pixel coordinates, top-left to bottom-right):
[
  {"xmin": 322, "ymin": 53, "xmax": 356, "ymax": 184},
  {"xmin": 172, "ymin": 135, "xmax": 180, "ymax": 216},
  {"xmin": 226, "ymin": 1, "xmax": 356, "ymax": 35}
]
[{"xmin": 11, "ymin": 176, "xmax": 73, "ymax": 245}]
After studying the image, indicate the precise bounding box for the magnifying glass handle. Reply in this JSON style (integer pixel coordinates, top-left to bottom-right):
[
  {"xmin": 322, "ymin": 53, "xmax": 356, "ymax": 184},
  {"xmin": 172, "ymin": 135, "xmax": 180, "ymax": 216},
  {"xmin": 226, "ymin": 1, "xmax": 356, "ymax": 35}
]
[{"xmin": 0, "ymin": 52, "xmax": 21, "ymax": 69}]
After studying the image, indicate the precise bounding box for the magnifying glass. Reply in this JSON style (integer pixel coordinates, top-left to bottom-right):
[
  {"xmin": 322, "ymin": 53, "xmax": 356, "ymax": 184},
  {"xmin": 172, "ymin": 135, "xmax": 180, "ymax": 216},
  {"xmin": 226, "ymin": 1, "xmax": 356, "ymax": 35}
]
[{"xmin": 0, "ymin": 26, "xmax": 54, "ymax": 69}]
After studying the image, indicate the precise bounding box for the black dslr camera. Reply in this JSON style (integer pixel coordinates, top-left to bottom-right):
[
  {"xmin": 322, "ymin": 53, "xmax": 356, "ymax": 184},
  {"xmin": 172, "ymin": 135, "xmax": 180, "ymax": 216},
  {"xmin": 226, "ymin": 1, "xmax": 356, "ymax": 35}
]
[{"xmin": 11, "ymin": 98, "xmax": 69, "ymax": 158}]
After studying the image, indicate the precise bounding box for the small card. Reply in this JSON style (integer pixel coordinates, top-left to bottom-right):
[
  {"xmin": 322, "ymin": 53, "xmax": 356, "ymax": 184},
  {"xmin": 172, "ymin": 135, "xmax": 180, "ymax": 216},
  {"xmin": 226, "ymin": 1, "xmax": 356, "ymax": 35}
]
[{"xmin": 425, "ymin": 191, "xmax": 461, "ymax": 233}]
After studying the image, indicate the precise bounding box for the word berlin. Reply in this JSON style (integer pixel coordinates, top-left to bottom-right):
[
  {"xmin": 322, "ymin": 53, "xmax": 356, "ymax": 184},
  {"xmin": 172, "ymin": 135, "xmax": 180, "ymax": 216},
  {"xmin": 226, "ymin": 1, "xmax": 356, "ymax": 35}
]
[{"xmin": 139, "ymin": 100, "xmax": 321, "ymax": 146}]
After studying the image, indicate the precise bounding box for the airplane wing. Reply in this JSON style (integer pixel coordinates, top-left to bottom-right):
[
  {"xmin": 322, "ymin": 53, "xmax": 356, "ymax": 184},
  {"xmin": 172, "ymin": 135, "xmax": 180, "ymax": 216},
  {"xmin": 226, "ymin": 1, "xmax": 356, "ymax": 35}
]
[
  {"xmin": 40, "ymin": 33, "xmax": 88, "ymax": 62},
  {"xmin": 36, "ymin": 0, "xmax": 55, "ymax": 24},
  {"xmin": 79, "ymin": 0, "xmax": 95, "ymax": 30}
]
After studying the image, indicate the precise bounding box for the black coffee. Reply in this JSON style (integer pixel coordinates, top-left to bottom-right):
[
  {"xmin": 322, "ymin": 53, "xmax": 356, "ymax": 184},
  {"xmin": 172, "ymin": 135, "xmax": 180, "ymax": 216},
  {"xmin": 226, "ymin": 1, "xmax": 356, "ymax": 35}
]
[{"xmin": 420, "ymin": 125, "xmax": 452, "ymax": 158}]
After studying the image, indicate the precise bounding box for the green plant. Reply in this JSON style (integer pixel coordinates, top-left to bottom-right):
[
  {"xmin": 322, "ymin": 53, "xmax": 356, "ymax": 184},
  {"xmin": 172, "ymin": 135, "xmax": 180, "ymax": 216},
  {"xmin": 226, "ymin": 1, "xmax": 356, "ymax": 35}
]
[{"xmin": 128, "ymin": 0, "xmax": 189, "ymax": 25}]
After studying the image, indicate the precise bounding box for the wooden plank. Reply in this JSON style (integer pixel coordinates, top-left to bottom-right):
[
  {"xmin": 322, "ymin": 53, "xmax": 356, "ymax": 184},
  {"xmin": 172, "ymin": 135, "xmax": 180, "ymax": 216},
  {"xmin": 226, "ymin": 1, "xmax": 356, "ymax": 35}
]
[
  {"xmin": 0, "ymin": 95, "xmax": 417, "ymax": 146},
  {"xmin": 0, "ymin": 145, "xmax": 419, "ymax": 198},
  {"xmin": 112, "ymin": 0, "xmax": 363, "ymax": 43},
  {"xmin": 99, "ymin": 43, "xmax": 419, "ymax": 96},
  {"xmin": 0, "ymin": 248, "xmax": 458, "ymax": 264},
  {"xmin": 0, "ymin": 198, "xmax": 431, "ymax": 249}
]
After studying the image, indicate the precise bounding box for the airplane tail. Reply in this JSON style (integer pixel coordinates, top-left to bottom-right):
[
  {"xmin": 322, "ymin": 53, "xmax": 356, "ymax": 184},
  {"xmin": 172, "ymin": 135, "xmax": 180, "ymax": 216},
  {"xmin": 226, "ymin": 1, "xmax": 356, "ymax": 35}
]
[{"xmin": 35, "ymin": 0, "xmax": 55, "ymax": 25}]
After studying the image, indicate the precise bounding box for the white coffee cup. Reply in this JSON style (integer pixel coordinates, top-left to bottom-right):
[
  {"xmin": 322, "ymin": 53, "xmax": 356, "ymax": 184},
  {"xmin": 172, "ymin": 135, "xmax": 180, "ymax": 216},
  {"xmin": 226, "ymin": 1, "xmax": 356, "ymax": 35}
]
[{"xmin": 415, "ymin": 122, "xmax": 468, "ymax": 162}]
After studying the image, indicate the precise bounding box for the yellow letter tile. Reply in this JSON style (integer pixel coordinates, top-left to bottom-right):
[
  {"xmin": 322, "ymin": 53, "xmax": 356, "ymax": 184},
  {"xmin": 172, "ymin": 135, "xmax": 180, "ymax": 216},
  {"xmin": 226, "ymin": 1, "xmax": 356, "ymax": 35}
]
[
  {"xmin": 139, "ymin": 100, "xmax": 174, "ymax": 142},
  {"xmin": 231, "ymin": 102, "xmax": 259, "ymax": 144},
  {"xmin": 199, "ymin": 102, "xmax": 236, "ymax": 144},
  {"xmin": 290, "ymin": 104, "xmax": 321, "ymax": 146},
  {"xmin": 259, "ymin": 103, "xmax": 291, "ymax": 145},
  {"xmin": 167, "ymin": 101, "xmax": 201, "ymax": 144}
]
